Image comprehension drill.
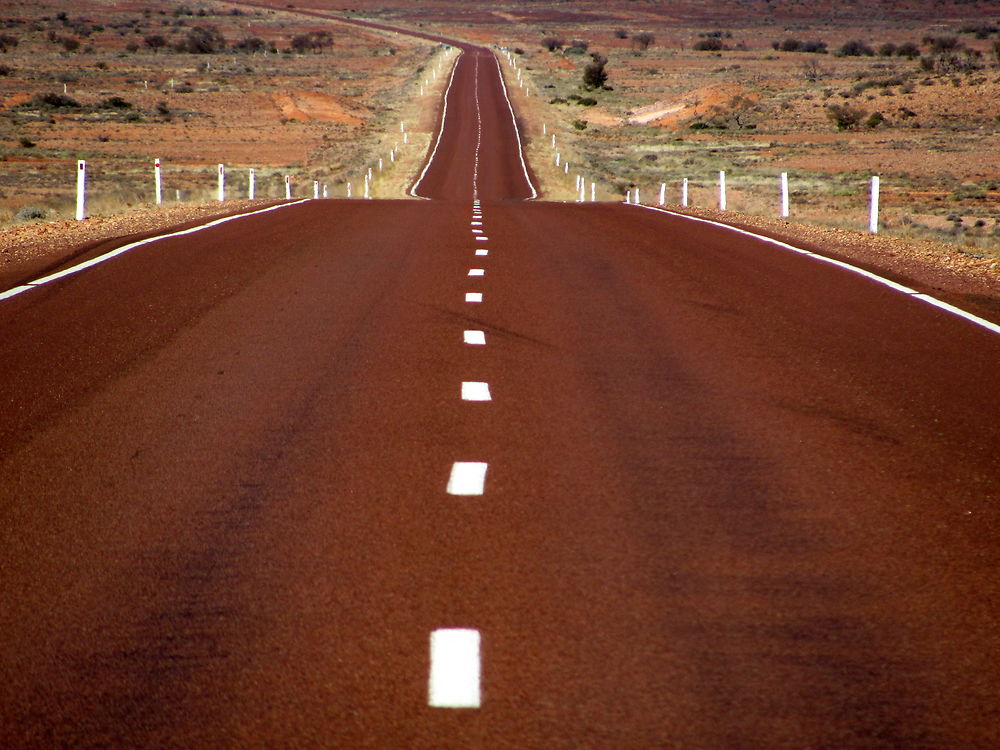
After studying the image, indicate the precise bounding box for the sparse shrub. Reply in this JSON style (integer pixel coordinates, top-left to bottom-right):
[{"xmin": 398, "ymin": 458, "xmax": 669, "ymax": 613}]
[
  {"xmin": 156, "ymin": 101, "xmax": 170, "ymax": 115},
  {"xmin": 0, "ymin": 64, "xmax": 12, "ymax": 76},
  {"xmin": 61, "ymin": 37, "xmax": 80, "ymax": 52},
  {"xmin": 14, "ymin": 206, "xmax": 47, "ymax": 221},
  {"xmin": 18, "ymin": 137, "xmax": 35, "ymax": 148},
  {"xmin": 101, "ymin": 96, "xmax": 133, "ymax": 109},
  {"xmin": 896, "ymin": 42, "xmax": 921, "ymax": 58},
  {"xmin": 865, "ymin": 111, "xmax": 886, "ymax": 128},
  {"xmin": 578, "ymin": 96, "xmax": 597, "ymax": 106},
  {"xmin": 583, "ymin": 53, "xmax": 608, "ymax": 89},
  {"xmin": 878, "ymin": 43, "xmax": 897, "ymax": 56},
  {"xmin": 837, "ymin": 40, "xmax": 874, "ymax": 57},
  {"xmin": 614, "ymin": 29, "xmax": 628, "ymax": 40},
  {"xmin": 826, "ymin": 103, "xmax": 866, "ymax": 129},
  {"xmin": 693, "ymin": 37, "xmax": 724, "ymax": 52},
  {"xmin": 632, "ymin": 32, "xmax": 654, "ymax": 51},
  {"xmin": 541, "ymin": 36, "xmax": 564, "ymax": 52},
  {"xmin": 144, "ymin": 34, "xmax": 167, "ymax": 52},
  {"xmin": 572, "ymin": 119, "xmax": 588, "ymax": 130},
  {"xmin": 125, "ymin": 41, "xmax": 139, "ymax": 53},
  {"xmin": 0, "ymin": 33, "xmax": 18, "ymax": 52},
  {"xmin": 31, "ymin": 92, "xmax": 81, "ymax": 109}
]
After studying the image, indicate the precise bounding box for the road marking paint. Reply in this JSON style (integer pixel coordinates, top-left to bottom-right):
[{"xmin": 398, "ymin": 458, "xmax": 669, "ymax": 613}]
[
  {"xmin": 472, "ymin": 229, "xmax": 484, "ymax": 234},
  {"xmin": 491, "ymin": 53, "xmax": 538, "ymax": 200},
  {"xmin": 475, "ymin": 236, "xmax": 489, "ymax": 242},
  {"xmin": 447, "ymin": 462, "xmax": 488, "ymax": 495},
  {"xmin": 471, "ymin": 221, "xmax": 483, "ymax": 226},
  {"xmin": 465, "ymin": 292, "xmax": 483, "ymax": 303},
  {"xmin": 468, "ymin": 268, "xmax": 485, "ymax": 277},
  {"xmin": 1, "ymin": 200, "xmax": 311, "ymax": 302},
  {"xmin": 633, "ymin": 203, "xmax": 1000, "ymax": 338},
  {"xmin": 461, "ymin": 382, "xmax": 492, "ymax": 401},
  {"xmin": 429, "ymin": 628, "xmax": 481, "ymax": 708},
  {"xmin": 464, "ymin": 330, "xmax": 486, "ymax": 345},
  {"xmin": 475, "ymin": 249, "xmax": 489, "ymax": 256},
  {"xmin": 410, "ymin": 50, "xmax": 464, "ymax": 199}
]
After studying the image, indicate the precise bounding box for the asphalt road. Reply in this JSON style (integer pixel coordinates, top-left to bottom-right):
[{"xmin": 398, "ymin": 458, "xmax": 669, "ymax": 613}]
[{"xmin": 1, "ymin": 34, "xmax": 999, "ymax": 750}]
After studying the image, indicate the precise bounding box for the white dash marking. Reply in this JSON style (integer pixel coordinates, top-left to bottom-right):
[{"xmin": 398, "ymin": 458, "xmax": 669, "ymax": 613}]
[
  {"xmin": 463, "ymin": 330, "xmax": 486, "ymax": 345},
  {"xmin": 465, "ymin": 292, "xmax": 483, "ymax": 303},
  {"xmin": 447, "ymin": 462, "xmax": 488, "ymax": 496},
  {"xmin": 475, "ymin": 237, "xmax": 489, "ymax": 242},
  {"xmin": 429, "ymin": 628, "xmax": 481, "ymax": 708},
  {"xmin": 461, "ymin": 382, "xmax": 491, "ymax": 401},
  {"xmin": 468, "ymin": 268, "xmax": 485, "ymax": 277},
  {"xmin": 472, "ymin": 229, "xmax": 484, "ymax": 234},
  {"xmin": 471, "ymin": 221, "xmax": 483, "ymax": 226},
  {"xmin": 475, "ymin": 249, "xmax": 488, "ymax": 256}
]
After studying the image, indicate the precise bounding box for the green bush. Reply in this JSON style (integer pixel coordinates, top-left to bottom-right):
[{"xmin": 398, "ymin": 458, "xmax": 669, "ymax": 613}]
[{"xmin": 14, "ymin": 206, "xmax": 48, "ymax": 221}]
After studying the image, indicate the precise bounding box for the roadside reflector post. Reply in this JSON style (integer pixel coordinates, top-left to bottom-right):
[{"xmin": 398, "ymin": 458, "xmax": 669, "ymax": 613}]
[
  {"xmin": 551, "ymin": 133, "xmax": 556, "ymax": 149},
  {"xmin": 75, "ymin": 159, "xmax": 86, "ymax": 221},
  {"xmin": 555, "ymin": 152, "xmax": 560, "ymax": 167},
  {"xmin": 313, "ymin": 180, "xmax": 319, "ymax": 199},
  {"xmin": 869, "ymin": 175, "xmax": 880, "ymax": 234},
  {"xmin": 658, "ymin": 182, "xmax": 666, "ymax": 206},
  {"xmin": 284, "ymin": 175, "xmax": 291, "ymax": 199},
  {"xmin": 591, "ymin": 181, "xmax": 596, "ymax": 202},
  {"xmin": 780, "ymin": 171, "xmax": 789, "ymax": 219},
  {"xmin": 718, "ymin": 170, "xmax": 727, "ymax": 211},
  {"xmin": 154, "ymin": 158, "xmax": 162, "ymax": 205},
  {"xmin": 323, "ymin": 184, "xmax": 328, "ymax": 198},
  {"xmin": 248, "ymin": 168, "xmax": 255, "ymax": 200},
  {"xmin": 682, "ymin": 177, "xmax": 689, "ymax": 207},
  {"xmin": 403, "ymin": 132, "xmax": 409, "ymax": 145},
  {"xmin": 364, "ymin": 174, "xmax": 370, "ymax": 199},
  {"xmin": 218, "ymin": 163, "xmax": 225, "ymax": 202},
  {"xmin": 347, "ymin": 181, "xmax": 352, "ymax": 198},
  {"xmin": 378, "ymin": 158, "xmax": 383, "ymax": 172},
  {"xmin": 542, "ymin": 122, "xmax": 547, "ymax": 136}
]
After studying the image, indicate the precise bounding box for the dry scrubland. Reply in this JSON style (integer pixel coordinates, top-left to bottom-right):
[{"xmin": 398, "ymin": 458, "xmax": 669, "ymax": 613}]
[
  {"xmin": 0, "ymin": 0, "xmax": 451, "ymax": 225},
  {"xmin": 304, "ymin": 0, "xmax": 1000, "ymax": 264}
]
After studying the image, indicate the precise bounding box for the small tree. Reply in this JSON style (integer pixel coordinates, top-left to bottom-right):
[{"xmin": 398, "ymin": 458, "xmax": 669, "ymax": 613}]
[
  {"xmin": 541, "ymin": 36, "xmax": 564, "ymax": 52},
  {"xmin": 144, "ymin": 34, "xmax": 167, "ymax": 53},
  {"xmin": 583, "ymin": 53, "xmax": 608, "ymax": 89},
  {"xmin": 632, "ymin": 32, "xmax": 655, "ymax": 51},
  {"xmin": 61, "ymin": 37, "xmax": 80, "ymax": 52},
  {"xmin": 614, "ymin": 28, "xmax": 628, "ymax": 40}
]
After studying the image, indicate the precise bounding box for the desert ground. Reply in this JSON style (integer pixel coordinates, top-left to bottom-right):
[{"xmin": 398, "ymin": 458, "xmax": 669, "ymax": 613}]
[{"xmin": 1, "ymin": 0, "xmax": 998, "ymax": 306}]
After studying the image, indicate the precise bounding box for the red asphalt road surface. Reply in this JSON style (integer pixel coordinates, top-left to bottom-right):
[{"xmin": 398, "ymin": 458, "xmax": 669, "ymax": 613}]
[{"xmin": 2, "ymin": 32, "xmax": 1000, "ymax": 750}]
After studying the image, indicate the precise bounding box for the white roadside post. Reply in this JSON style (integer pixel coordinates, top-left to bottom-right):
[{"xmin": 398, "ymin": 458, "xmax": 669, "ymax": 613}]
[
  {"xmin": 75, "ymin": 159, "xmax": 86, "ymax": 221},
  {"xmin": 682, "ymin": 177, "xmax": 689, "ymax": 207},
  {"xmin": 154, "ymin": 158, "xmax": 162, "ymax": 205},
  {"xmin": 555, "ymin": 152, "xmax": 560, "ymax": 167},
  {"xmin": 347, "ymin": 182, "xmax": 352, "ymax": 198},
  {"xmin": 591, "ymin": 181, "xmax": 596, "ymax": 202},
  {"xmin": 551, "ymin": 133, "xmax": 556, "ymax": 149},
  {"xmin": 579, "ymin": 179, "xmax": 585, "ymax": 203},
  {"xmin": 217, "ymin": 163, "xmax": 225, "ymax": 202},
  {"xmin": 780, "ymin": 172, "xmax": 789, "ymax": 219},
  {"xmin": 869, "ymin": 175, "xmax": 880, "ymax": 234},
  {"xmin": 364, "ymin": 174, "xmax": 370, "ymax": 199},
  {"xmin": 543, "ymin": 122, "xmax": 547, "ymax": 136},
  {"xmin": 248, "ymin": 168, "xmax": 255, "ymax": 200},
  {"xmin": 658, "ymin": 182, "xmax": 666, "ymax": 206},
  {"xmin": 314, "ymin": 180, "xmax": 319, "ymax": 199},
  {"xmin": 564, "ymin": 162, "xmax": 569, "ymax": 174},
  {"xmin": 625, "ymin": 190, "xmax": 631, "ymax": 205},
  {"xmin": 285, "ymin": 175, "xmax": 291, "ymax": 199},
  {"xmin": 718, "ymin": 170, "xmax": 727, "ymax": 211},
  {"xmin": 635, "ymin": 187, "xmax": 640, "ymax": 205},
  {"xmin": 323, "ymin": 184, "xmax": 328, "ymax": 198}
]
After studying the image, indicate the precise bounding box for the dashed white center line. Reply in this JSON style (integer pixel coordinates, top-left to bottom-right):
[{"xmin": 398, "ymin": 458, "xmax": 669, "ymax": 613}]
[
  {"xmin": 429, "ymin": 628, "xmax": 481, "ymax": 708},
  {"xmin": 447, "ymin": 461, "xmax": 488, "ymax": 495},
  {"xmin": 461, "ymin": 381, "xmax": 491, "ymax": 401},
  {"xmin": 463, "ymin": 330, "xmax": 486, "ymax": 345},
  {"xmin": 471, "ymin": 221, "xmax": 483, "ymax": 226},
  {"xmin": 475, "ymin": 237, "xmax": 489, "ymax": 242},
  {"xmin": 468, "ymin": 268, "xmax": 485, "ymax": 277},
  {"xmin": 472, "ymin": 229, "xmax": 484, "ymax": 234},
  {"xmin": 475, "ymin": 249, "xmax": 488, "ymax": 256},
  {"xmin": 465, "ymin": 292, "xmax": 483, "ymax": 303}
]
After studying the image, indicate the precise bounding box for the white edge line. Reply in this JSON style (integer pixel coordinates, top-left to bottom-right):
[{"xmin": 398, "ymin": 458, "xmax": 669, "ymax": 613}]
[
  {"xmin": 632, "ymin": 203, "xmax": 1000, "ymax": 337},
  {"xmin": 3, "ymin": 199, "xmax": 311, "ymax": 302},
  {"xmin": 410, "ymin": 51, "xmax": 464, "ymax": 199},
  {"xmin": 492, "ymin": 52, "xmax": 538, "ymax": 200}
]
